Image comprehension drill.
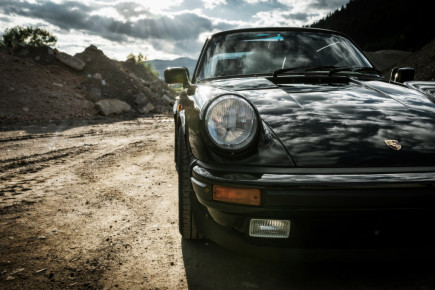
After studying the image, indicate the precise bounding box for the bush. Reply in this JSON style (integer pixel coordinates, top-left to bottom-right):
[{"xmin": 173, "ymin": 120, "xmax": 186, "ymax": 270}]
[
  {"xmin": 127, "ymin": 52, "xmax": 160, "ymax": 77},
  {"xmin": 0, "ymin": 26, "xmax": 57, "ymax": 48}
]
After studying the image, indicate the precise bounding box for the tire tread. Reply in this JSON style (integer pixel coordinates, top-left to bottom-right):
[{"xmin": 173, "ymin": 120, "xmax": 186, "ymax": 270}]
[{"xmin": 178, "ymin": 126, "xmax": 203, "ymax": 240}]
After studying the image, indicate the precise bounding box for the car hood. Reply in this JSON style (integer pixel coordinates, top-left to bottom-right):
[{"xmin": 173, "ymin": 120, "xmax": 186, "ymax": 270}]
[{"xmin": 208, "ymin": 77, "xmax": 435, "ymax": 167}]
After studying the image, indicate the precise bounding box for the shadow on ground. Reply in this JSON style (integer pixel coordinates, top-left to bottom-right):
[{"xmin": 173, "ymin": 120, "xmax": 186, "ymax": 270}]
[{"xmin": 182, "ymin": 239, "xmax": 435, "ymax": 290}]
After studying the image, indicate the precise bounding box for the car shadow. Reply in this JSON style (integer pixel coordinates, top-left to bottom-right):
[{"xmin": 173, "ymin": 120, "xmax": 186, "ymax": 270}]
[{"xmin": 181, "ymin": 239, "xmax": 435, "ymax": 290}]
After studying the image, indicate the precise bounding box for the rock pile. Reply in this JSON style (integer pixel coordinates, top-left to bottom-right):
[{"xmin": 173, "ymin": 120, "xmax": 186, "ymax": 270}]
[{"xmin": 0, "ymin": 44, "xmax": 176, "ymax": 122}]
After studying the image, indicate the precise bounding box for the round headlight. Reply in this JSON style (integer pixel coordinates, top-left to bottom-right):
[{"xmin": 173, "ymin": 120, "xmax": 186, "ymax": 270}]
[{"xmin": 205, "ymin": 95, "xmax": 258, "ymax": 151}]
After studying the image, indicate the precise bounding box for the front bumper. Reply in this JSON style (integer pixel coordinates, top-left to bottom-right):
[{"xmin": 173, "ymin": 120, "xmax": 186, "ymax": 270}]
[{"xmin": 190, "ymin": 161, "xmax": 435, "ymax": 259}]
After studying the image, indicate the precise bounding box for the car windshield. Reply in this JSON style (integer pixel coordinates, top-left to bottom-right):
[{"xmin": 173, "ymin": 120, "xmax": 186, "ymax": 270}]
[{"xmin": 195, "ymin": 30, "xmax": 372, "ymax": 81}]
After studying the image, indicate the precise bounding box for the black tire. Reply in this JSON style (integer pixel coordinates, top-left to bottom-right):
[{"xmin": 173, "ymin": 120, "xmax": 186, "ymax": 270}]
[{"xmin": 178, "ymin": 126, "xmax": 202, "ymax": 239}]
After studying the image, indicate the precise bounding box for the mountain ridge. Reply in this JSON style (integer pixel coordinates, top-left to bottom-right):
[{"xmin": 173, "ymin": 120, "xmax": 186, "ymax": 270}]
[
  {"xmin": 310, "ymin": 0, "xmax": 433, "ymax": 52},
  {"xmin": 148, "ymin": 57, "xmax": 196, "ymax": 79}
]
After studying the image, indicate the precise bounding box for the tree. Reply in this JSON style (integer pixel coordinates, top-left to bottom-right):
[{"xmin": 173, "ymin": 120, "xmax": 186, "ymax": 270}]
[
  {"xmin": 0, "ymin": 26, "xmax": 57, "ymax": 48},
  {"xmin": 127, "ymin": 52, "xmax": 159, "ymax": 77}
]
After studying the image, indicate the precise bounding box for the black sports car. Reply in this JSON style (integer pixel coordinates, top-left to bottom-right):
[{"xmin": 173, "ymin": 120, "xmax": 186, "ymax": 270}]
[{"xmin": 165, "ymin": 27, "xmax": 435, "ymax": 260}]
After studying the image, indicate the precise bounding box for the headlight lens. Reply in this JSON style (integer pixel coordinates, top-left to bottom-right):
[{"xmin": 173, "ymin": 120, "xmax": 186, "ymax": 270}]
[{"xmin": 205, "ymin": 95, "xmax": 258, "ymax": 150}]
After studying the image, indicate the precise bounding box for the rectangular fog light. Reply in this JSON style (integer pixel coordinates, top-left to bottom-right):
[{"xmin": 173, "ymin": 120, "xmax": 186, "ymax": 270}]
[{"xmin": 249, "ymin": 219, "xmax": 291, "ymax": 238}]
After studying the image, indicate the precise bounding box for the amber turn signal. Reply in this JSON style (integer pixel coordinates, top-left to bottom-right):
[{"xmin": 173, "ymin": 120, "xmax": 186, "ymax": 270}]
[{"xmin": 213, "ymin": 185, "xmax": 261, "ymax": 206}]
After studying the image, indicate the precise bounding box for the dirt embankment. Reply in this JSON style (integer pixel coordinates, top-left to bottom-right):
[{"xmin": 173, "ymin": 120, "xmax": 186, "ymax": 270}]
[
  {"xmin": 366, "ymin": 38, "xmax": 435, "ymax": 81},
  {"xmin": 0, "ymin": 45, "xmax": 176, "ymax": 123}
]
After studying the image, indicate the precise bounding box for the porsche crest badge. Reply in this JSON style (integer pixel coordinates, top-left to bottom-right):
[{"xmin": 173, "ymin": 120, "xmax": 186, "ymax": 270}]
[{"xmin": 385, "ymin": 140, "xmax": 401, "ymax": 150}]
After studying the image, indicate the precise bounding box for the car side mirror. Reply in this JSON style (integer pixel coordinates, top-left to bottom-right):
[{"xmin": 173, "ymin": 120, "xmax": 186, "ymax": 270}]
[
  {"xmin": 164, "ymin": 67, "xmax": 190, "ymax": 87},
  {"xmin": 390, "ymin": 67, "xmax": 415, "ymax": 83}
]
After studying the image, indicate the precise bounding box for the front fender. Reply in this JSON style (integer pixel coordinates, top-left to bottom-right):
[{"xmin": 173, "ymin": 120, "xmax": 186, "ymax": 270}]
[{"xmin": 181, "ymin": 86, "xmax": 295, "ymax": 167}]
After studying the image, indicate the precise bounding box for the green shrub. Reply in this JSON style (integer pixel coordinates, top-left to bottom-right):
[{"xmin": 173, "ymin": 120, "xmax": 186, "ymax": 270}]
[
  {"xmin": 127, "ymin": 52, "xmax": 160, "ymax": 77},
  {"xmin": 0, "ymin": 26, "xmax": 57, "ymax": 48}
]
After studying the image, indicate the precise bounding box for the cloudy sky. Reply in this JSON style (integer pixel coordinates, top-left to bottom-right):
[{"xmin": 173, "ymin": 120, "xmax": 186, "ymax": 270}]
[{"xmin": 0, "ymin": 0, "xmax": 349, "ymax": 60}]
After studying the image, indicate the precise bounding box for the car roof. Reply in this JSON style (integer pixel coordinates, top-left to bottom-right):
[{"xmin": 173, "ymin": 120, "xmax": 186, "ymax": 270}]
[{"xmin": 209, "ymin": 27, "xmax": 348, "ymax": 39}]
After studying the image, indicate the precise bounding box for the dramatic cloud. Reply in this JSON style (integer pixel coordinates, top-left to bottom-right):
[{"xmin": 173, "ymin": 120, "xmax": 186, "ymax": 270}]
[
  {"xmin": 203, "ymin": 0, "xmax": 228, "ymax": 9},
  {"xmin": 114, "ymin": 2, "xmax": 152, "ymax": 19},
  {"xmin": 0, "ymin": 0, "xmax": 349, "ymax": 60}
]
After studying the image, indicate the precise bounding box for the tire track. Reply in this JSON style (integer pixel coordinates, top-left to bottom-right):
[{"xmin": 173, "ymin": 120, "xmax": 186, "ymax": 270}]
[
  {"xmin": 0, "ymin": 146, "xmax": 92, "ymax": 180},
  {"xmin": 0, "ymin": 133, "xmax": 59, "ymax": 143}
]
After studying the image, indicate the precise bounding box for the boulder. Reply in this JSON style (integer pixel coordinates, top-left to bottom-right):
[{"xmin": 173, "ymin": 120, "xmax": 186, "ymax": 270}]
[
  {"xmin": 135, "ymin": 93, "xmax": 149, "ymax": 105},
  {"xmin": 88, "ymin": 87, "xmax": 102, "ymax": 102},
  {"xmin": 93, "ymin": 73, "xmax": 103, "ymax": 80},
  {"xmin": 55, "ymin": 49, "xmax": 86, "ymax": 71},
  {"xmin": 162, "ymin": 94, "xmax": 173, "ymax": 104},
  {"xmin": 138, "ymin": 103, "xmax": 155, "ymax": 113},
  {"xmin": 95, "ymin": 99, "xmax": 131, "ymax": 116}
]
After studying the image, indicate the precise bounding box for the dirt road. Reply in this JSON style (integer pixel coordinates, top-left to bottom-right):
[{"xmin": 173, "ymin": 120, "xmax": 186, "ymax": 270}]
[{"xmin": 1, "ymin": 115, "xmax": 435, "ymax": 289}]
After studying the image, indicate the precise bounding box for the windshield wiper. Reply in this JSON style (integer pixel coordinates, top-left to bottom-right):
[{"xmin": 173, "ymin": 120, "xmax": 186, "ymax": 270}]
[
  {"xmin": 328, "ymin": 66, "xmax": 382, "ymax": 76},
  {"xmin": 273, "ymin": 66, "xmax": 382, "ymax": 78},
  {"xmin": 273, "ymin": 65, "xmax": 337, "ymax": 78}
]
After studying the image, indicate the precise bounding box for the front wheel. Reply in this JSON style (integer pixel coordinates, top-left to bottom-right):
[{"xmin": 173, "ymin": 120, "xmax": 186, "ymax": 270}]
[{"xmin": 177, "ymin": 126, "xmax": 202, "ymax": 239}]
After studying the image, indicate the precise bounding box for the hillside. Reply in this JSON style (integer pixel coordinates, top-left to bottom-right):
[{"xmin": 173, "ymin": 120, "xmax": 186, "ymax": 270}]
[
  {"xmin": 364, "ymin": 39, "xmax": 435, "ymax": 81},
  {"xmin": 149, "ymin": 57, "xmax": 196, "ymax": 80},
  {"xmin": 0, "ymin": 45, "xmax": 176, "ymax": 123},
  {"xmin": 392, "ymin": 38, "xmax": 435, "ymax": 81},
  {"xmin": 310, "ymin": 0, "xmax": 434, "ymax": 52}
]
